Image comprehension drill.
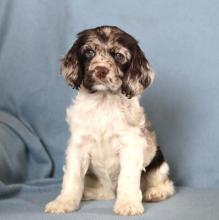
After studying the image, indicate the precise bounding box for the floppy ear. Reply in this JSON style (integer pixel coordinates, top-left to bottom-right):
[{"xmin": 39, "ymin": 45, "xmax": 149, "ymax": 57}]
[
  {"xmin": 60, "ymin": 40, "xmax": 83, "ymax": 89},
  {"xmin": 121, "ymin": 44, "xmax": 155, "ymax": 98}
]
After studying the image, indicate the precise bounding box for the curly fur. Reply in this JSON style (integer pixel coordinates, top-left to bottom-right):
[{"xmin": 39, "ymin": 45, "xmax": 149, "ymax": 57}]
[{"xmin": 45, "ymin": 26, "xmax": 174, "ymax": 216}]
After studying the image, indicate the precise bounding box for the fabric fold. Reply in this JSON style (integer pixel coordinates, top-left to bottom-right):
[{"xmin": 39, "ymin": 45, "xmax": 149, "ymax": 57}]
[{"xmin": 0, "ymin": 111, "xmax": 53, "ymax": 196}]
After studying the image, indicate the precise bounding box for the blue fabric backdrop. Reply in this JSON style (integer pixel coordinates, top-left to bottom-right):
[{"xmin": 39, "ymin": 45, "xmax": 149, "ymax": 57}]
[{"xmin": 0, "ymin": 0, "xmax": 219, "ymax": 198}]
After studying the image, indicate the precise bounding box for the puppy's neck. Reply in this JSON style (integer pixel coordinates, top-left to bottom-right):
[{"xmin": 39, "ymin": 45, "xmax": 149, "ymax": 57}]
[{"xmin": 75, "ymin": 86, "xmax": 141, "ymax": 114}]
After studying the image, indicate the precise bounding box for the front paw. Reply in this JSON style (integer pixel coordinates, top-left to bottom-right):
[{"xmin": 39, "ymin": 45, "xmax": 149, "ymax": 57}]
[
  {"xmin": 45, "ymin": 196, "xmax": 79, "ymax": 214},
  {"xmin": 114, "ymin": 199, "xmax": 144, "ymax": 216}
]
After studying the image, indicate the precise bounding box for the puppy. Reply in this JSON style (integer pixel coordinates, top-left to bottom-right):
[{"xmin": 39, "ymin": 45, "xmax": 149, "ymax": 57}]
[{"xmin": 45, "ymin": 26, "xmax": 174, "ymax": 216}]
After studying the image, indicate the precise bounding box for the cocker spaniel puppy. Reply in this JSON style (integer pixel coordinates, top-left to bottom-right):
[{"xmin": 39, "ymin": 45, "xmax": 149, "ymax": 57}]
[{"xmin": 45, "ymin": 26, "xmax": 174, "ymax": 216}]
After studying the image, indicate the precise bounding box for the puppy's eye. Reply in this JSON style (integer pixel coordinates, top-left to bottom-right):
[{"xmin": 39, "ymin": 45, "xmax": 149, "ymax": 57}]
[
  {"xmin": 112, "ymin": 52, "xmax": 125, "ymax": 62},
  {"xmin": 84, "ymin": 49, "xmax": 95, "ymax": 59}
]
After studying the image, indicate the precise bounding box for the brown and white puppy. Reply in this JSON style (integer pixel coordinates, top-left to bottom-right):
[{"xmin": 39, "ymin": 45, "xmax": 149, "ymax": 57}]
[{"xmin": 45, "ymin": 26, "xmax": 174, "ymax": 216}]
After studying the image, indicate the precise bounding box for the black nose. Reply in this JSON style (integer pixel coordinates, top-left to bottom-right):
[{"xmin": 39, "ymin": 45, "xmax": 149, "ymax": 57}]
[{"xmin": 95, "ymin": 66, "xmax": 109, "ymax": 79}]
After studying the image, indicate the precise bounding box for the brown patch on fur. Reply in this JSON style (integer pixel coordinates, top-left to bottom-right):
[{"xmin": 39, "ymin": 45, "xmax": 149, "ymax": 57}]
[
  {"xmin": 121, "ymin": 44, "xmax": 152, "ymax": 98},
  {"xmin": 61, "ymin": 26, "xmax": 154, "ymax": 97},
  {"xmin": 60, "ymin": 44, "xmax": 83, "ymax": 89}
]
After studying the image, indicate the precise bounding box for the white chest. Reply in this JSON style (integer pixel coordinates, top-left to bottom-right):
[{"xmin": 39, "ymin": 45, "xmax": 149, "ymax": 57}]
[
  {"xmin": 66, "ymin": 90, "xmax": 144, "ymax": 187},
  {"xmin": 67, "ymin": 92, "xmax": 126, "ymax": 185},
  {"xmin": 68, "ymin": 92, "xmax": 126, "ymax": 134}
]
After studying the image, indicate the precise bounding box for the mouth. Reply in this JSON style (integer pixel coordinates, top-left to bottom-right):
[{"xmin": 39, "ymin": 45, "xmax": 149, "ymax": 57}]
[
  {"xmin": 90, "ymin": 76, "xmax": 122, "ymax": 92},
  {"xmin": 84, "ymin": 69, "xmax": 122, "ymax": 93}
]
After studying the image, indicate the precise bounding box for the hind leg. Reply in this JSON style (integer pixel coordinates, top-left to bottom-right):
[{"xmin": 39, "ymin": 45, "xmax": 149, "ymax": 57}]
[{"xmin": 142, "ymin": 161, "xmax": 175, "ymax": 202}]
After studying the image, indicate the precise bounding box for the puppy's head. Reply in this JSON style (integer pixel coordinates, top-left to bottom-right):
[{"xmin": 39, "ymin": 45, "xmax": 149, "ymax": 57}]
[{"xmin": 61, "ymin": 26, "xmax": 154, "ymax": 98}]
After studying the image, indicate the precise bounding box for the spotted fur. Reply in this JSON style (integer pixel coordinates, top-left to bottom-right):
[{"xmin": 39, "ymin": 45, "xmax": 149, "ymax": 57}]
[{"xmin": 45, "ymin": 26, "xmax": 174, "ymax": 216}]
